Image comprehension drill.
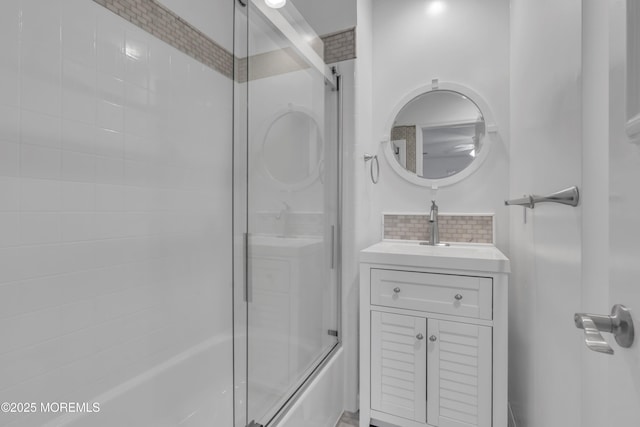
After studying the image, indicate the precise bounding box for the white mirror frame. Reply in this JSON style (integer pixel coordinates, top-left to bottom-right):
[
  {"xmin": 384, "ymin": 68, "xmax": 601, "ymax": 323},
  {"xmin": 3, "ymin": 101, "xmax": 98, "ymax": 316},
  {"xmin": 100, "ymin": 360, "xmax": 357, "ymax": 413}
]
[
  {"xmin": 382, "ymin": 80, "xmax": 498, "ymax": 188},
  {"xmin": 258, "ymin": 104, "xmax": 324, "ymax": 192}
]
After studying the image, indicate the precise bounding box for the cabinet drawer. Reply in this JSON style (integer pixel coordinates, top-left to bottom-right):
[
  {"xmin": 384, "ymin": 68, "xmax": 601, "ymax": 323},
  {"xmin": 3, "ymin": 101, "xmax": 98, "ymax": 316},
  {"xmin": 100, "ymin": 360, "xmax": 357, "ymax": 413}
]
[{"xmin": 371, "ymin": 269, "xmax": 493, "ymax": 320}]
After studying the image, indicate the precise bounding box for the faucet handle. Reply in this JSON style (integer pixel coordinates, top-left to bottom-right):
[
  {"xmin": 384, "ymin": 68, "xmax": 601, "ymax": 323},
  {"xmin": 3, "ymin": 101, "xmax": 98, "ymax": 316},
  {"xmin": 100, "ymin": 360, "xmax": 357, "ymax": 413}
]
[{"xmin": 429, "ymin": 200, "xmax": 438, "ymax": 222}]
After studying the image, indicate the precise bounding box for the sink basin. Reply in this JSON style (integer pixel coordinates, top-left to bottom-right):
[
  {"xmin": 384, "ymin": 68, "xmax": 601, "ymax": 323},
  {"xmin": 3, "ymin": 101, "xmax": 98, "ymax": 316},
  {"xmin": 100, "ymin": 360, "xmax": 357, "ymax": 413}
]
[{"xmin": 360, "ymin": 241, "xmax": 510, "ymax": 273}]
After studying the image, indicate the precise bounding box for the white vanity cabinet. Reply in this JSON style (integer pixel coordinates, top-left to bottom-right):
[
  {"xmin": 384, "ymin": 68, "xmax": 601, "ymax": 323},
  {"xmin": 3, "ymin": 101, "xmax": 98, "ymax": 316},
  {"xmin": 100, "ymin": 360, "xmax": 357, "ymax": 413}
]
[{"xmin": 360, "ymin": 242, "xmax": 509, "ymax": 427}]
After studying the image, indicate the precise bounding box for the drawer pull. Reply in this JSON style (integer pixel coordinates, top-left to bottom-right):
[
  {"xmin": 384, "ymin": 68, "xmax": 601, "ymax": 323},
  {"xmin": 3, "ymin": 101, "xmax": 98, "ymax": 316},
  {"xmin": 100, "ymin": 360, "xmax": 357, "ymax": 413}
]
[
  {"xmin": 393, "ymin": 287, "xmax": 401, "ymax": 294},
  {"xmin": 454, "ymin": 294, "xmax": 463, "ymax": 301},
  {"xmin": 416, "ymin": 333, "xmax": 424, "ymax": 340},
  {"xmin": 429, "ymin": 335, "xmax": 437, "ymax": 342}
]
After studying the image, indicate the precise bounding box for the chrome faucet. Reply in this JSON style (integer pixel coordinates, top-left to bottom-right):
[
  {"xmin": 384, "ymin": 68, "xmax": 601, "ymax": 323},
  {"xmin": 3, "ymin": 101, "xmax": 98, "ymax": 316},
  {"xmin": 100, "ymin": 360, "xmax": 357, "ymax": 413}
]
[
  {"xmin": 421, "ymin": 200, "xmax": 449, "ymax": 246},
  {"xmin": 275, "ymin": 201, "xmax": 291, "ymax": 220},
  {"xmin": 428, "ymin": 200, "xmax": 440, "ymax": 245},
  {"xmin": 275, "ymin": 201, "xmax": 291, "ymax": 237}
]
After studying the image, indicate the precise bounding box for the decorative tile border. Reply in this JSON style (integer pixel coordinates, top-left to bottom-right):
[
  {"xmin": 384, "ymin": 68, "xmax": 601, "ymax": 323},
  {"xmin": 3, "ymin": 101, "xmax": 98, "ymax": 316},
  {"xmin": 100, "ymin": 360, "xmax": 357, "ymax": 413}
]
[
  {"xmin": 322, "ymin": 28, "xmax": 356, "ymax": 63},
  {"xmin": 93, "ymin": 0, "xmax": 234, "ymax": 78},
  {"xmin": 93, "ymin": 0, "xmax": 357, "ymax": 81},
  {"xmin": 383, "ymin": 214, "xmax": 494, "ymax": 244}
]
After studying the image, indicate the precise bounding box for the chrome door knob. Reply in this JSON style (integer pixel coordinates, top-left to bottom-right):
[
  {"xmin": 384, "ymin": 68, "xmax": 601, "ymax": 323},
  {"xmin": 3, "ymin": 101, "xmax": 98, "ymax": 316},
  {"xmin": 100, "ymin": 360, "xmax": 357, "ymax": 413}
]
[
  {"xmin": 429, "ymin": 335, "xmax": 437, "ymax": 342},
  {"xmin": 393, "ymin": 287, "xmax": 401, "ymax": 294},
  {"xmin": 416, "ymin": 333, "xmax": 424, "ymax": 340},
  {"xmin": 454, "ymin": 294, "xmax": 463, "ymax": 301}
]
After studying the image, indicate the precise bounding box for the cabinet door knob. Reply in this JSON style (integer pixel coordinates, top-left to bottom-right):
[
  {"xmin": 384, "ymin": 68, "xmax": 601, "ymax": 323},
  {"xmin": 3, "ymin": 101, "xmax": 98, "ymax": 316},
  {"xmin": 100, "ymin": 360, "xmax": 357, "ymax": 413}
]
[
  {"xmin": 416, "ymin": 333, "xmax": 424, "ymax": 340},
  {"xmin": 429, "ymin": 335, "xmax": 437, "ymax": 342},
  {"xmin": 393, "ymin": 287, "xmax": 401, "ymax": 294},
  {"xmin": 454, "ymin": 293, "xmax": 463, "ymax": 301}
]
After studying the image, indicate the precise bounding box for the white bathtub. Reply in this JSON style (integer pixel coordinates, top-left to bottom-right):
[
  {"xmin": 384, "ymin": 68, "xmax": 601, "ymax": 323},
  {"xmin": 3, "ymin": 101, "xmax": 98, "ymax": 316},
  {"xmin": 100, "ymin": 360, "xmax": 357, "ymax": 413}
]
[
  {"xmin": 42, "ymin": 336, "xmax": 343, "ymax": 427},
  {"xmin": 46, "ymin": 336, "xmax": 234, "ymax": 427}
]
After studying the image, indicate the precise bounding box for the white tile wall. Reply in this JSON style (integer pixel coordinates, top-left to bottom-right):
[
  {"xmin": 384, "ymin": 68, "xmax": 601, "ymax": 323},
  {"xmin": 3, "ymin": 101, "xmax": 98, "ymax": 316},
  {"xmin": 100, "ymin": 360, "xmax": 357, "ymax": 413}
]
[{"xmin": 0, "ymin": 1, "xmax": 233, "ymax": 426}]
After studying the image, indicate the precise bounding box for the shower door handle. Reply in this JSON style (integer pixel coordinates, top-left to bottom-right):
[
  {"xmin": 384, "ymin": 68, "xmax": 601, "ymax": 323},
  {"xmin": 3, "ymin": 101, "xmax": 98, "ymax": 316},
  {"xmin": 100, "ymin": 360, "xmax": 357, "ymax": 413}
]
[
  {"xmin": 243, "ymin": 232, "xmax": 252, "ymax": 303},
  {"xmin": 330, "ymin": 225, "xmax": 335, "ymax": 270}
]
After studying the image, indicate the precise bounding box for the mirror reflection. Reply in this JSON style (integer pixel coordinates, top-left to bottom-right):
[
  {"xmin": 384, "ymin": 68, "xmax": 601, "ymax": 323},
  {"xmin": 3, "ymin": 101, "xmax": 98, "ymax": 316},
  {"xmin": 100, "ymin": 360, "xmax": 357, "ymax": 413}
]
[
  {"xmin": 390, "ymin": 90, "xmax": 486, "ymax": 180},
  {"xmin": 262, "ymin": 110, "xmax": 323, "ymax": 185}
]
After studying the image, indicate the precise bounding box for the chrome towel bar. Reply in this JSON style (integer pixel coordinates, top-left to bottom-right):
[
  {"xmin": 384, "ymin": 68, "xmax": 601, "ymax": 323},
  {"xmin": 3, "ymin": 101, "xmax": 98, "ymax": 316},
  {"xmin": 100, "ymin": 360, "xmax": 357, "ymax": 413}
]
[{"xmin": 505, "ymin": 186, "xmax": 579, "ymax": 209}]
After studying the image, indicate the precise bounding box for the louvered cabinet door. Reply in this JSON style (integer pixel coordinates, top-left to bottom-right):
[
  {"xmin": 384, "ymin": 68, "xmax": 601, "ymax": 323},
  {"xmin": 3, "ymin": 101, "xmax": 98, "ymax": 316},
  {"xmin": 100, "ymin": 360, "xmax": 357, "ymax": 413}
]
[
  {"xmin": 427, "ymin": 320, "xmax": 492, "ymax": 427},
  {"xmin": 371, "ymin": 311, "xmax": 427, "ymax": 422}
]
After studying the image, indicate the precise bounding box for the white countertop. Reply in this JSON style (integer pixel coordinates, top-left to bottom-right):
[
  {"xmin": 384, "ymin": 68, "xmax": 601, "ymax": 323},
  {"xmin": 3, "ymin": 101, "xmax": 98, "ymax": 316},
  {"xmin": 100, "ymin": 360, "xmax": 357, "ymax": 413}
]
[{"xmin": 360, "ymin": 240, "xmax": 510, "ymax": 274}]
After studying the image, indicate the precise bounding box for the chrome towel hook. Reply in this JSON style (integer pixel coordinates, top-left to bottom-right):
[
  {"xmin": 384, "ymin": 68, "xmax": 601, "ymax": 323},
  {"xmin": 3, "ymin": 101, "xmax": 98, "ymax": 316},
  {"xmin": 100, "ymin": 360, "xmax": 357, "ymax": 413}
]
[{"xmin": 364, "ymin": 154, "xmax": 379, "ymax": 184}]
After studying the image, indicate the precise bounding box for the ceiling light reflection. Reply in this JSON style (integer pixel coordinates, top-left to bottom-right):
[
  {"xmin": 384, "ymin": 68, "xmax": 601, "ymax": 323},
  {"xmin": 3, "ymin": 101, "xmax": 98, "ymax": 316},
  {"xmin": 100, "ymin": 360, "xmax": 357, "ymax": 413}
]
[
  {"xmin": 265, "ymin": 0, "xmax": 286, "ymax": 9},
  {"xmin": 427, "ymin": 1, "xmax": 446, "ymax": 16}
]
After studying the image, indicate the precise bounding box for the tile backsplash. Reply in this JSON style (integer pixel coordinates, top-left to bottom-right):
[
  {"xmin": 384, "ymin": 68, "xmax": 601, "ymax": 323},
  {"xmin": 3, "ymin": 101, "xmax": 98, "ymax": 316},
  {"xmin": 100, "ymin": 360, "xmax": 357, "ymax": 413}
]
[{"xmin": 383, "ymin": 214, "xmax": 494, "ymax": 244}]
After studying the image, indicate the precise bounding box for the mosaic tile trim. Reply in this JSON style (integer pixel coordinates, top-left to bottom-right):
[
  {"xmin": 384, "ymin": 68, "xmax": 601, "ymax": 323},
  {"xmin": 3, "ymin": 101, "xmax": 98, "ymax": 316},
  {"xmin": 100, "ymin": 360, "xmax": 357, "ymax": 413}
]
[
  {"xmin": 384, "ymin": 214, "xmax": 494, "ymax": 244},
  {"xmin": 322, "ymin": 28, "xmax": 356, "ymax": 63},
  {"xmin": 93, "ymin": 0, "xmax": 357, "ymax": 82},
  {"xmin": 93, "ymin": 0, "xmax": 234, "ymax": 78}
]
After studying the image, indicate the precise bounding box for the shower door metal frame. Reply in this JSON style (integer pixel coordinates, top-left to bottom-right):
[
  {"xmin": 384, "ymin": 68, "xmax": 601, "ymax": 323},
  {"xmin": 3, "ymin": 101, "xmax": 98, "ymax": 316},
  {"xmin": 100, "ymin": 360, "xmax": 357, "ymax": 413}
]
[
  {"xmin": 262, "ymin": 70, "xmax": 344, "ymax": 427},
  {"xmin": 232, "ymin": 0, "xmax": 344, "ymax": 424},
  {"xmin": 264, "ymin": 70, "xmax": 343, "ymax": 427}
]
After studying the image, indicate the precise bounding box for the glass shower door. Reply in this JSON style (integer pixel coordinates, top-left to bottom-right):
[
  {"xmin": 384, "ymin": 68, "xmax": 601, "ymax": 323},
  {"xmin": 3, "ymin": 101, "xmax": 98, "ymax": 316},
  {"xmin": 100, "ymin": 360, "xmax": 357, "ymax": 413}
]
[{"xmin": 239, "ymin": 1, "xmax": 340, "ymax": 425}]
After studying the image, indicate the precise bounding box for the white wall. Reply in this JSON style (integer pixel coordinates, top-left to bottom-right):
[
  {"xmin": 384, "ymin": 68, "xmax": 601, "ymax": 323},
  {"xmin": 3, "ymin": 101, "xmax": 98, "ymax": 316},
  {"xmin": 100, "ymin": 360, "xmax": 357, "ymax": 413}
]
[
  {"xmin": 509, "ymin": 0, "xmax": 584, "ymax": 426},
  {"xmin": 293, "ymin": 0, "xmax": 357, "ymax": 36},
  {"xmin": 371, "ymin": 0, "xmax": 510, "ymax": 251},
  {"xmin": 340, "ymin": 0, "xmax": 377, "ymax": 412},
  {"xmin": 0, "ymin": 0, "xmax": 234, "ymax": 425}
]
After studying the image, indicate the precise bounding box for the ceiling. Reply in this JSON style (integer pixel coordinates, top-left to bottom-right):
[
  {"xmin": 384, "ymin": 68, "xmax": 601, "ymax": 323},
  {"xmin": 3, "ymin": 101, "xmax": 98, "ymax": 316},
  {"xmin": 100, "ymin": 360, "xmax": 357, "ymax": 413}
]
[{"xmin": 291, "ymin": 0, "xmax": 357, "ymax": 36}]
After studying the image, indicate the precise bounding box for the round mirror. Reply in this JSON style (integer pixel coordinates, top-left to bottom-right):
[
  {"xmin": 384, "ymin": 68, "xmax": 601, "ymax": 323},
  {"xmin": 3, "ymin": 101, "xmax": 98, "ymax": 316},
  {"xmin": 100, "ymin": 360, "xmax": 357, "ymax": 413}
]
[
  {"xmin": 391, "ymin": 90, "xmax": 485, "ymax": 179},
  {"xmin": 262, "ymin": 110, "xmax": 323, "ymax": 187},
  {"xmin": 385, "ymin": 83, "xmax": 496, "ymax": 187}
]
